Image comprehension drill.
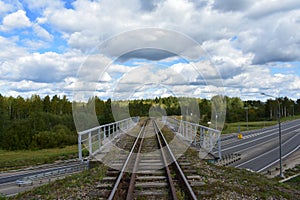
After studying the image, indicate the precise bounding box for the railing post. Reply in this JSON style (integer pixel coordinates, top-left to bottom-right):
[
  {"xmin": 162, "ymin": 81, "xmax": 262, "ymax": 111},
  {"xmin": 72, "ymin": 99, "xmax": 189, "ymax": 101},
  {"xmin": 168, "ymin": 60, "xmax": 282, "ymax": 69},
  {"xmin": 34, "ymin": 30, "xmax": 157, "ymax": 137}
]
[
  {"xmin": 218, "ymin": 132, "xmax": 222, "ymax": 159},
  {"xmin": 209, "ymin": 131, "xmax": 213, "ymax": 151},
  {"xmin": 190, "ymin": 123, "xmax": 192, "ymax": 140},
  {"xmin": 181, "ymin": 121, "xmax": 184, "ymax": 136},
  {"xmin": 194, "ymin": 125, "xmax": 197, "ymax": 146},
  {"xmin": 185, "ymin": 121, "xmax": 188, "ymax": 138},
  {"xmin": 113, "ymin": 123, "xmax": 115, "ymax": 138},
  {"xmin": 104, "ymin": 126, "xmax": 106, "ymax": 139},
  {"xmin": 180, "ymin": 121, "xmax": 183, "ymax": 135},
  {"xmin": 98, "ymin": 128, "xmax": 101, "ymax": 149},
  {"xmin": 113, "ymin": 123, "xmax": 115, "ymax": 137},
  {"xmin": 117, "ymin": 122, "xmax": 120, "ymax": 135},
  {"xmin": 108, "ymin": 124, "xmax": 111, "ymax": 140},
  {"xmin": 88, "ymin": 131, "xmax": 92, "ymax": 156},
  {"xmin": 78, "ymin": 134, "xmax": 82, "ymax": 162}
]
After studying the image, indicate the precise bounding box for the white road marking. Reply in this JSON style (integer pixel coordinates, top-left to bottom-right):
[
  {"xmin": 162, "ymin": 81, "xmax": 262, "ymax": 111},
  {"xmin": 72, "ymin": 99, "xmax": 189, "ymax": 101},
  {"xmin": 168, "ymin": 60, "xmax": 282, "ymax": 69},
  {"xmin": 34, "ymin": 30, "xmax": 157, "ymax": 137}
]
[
  {"xmin": 235, "ymin": 132, "xmax": 300, "ymax": 169},
  {"xmin": 221, "ymin": 123, "xmax": 300, "ymax": 152}
]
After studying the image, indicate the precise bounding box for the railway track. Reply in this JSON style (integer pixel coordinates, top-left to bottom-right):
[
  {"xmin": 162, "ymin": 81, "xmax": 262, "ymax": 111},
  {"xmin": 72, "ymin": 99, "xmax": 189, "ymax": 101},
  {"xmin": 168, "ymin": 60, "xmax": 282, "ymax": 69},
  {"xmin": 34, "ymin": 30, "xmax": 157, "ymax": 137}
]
[{"xmin": 96, "ymin": 118, "xmax": 201, "ymax": 199}]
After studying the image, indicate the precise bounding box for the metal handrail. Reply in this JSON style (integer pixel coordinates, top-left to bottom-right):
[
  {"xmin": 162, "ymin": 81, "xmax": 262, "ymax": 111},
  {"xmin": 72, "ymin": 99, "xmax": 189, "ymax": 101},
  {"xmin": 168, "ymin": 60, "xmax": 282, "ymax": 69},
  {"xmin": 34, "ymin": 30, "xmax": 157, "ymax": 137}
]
[
  {"xmin": 78, "ymin": 117, "xmax": 139, "ymax": 161},
  {"xmin": 78, "ymin": 117, "xmax": 139, "ymax": 135},
  {"xmin": 168, "ymin": 117, "xmax": 221, "ymax": 133}
]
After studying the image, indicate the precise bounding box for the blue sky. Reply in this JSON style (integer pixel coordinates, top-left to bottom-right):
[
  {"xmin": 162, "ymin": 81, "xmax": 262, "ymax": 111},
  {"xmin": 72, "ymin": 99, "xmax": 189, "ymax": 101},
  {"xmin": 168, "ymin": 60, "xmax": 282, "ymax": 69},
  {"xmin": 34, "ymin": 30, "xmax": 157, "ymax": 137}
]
[
  {"xmin": 0, "ymin": 0, "xmax": 300, "ymax": 101},
  {"xmin": 269, "ymin": 62, "xmax": 300, "ymax": 76}
]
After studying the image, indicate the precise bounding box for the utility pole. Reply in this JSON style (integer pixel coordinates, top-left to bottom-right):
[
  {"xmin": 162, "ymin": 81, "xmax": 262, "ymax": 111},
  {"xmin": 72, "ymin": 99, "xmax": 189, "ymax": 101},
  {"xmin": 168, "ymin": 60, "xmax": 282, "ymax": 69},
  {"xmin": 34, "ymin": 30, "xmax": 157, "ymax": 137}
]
[
  {"xmin": 261, "ymin": 93, "xmax": 284, "ymax": 178},
  {"xmin": 244, "ymin": 106, "xmax": 249, "ymax": 130}
]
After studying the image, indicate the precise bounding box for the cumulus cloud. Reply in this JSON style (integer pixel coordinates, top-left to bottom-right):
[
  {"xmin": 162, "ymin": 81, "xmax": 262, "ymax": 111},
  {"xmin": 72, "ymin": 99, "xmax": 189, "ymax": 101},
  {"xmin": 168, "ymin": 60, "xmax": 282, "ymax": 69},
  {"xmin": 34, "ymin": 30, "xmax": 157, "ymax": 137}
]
[
  {"xmin": 32, "ymin": 24, "xmax": 53, "ymax": 41},
  {"xmin": 247, "ymin": 0, "xmax": 300, "ymax": 19},
  {"xmin": 0, "ymin": 0, "xmax": 300, "ymax": 100},
  {"xmin": 0, "ymin": 36, "xmax": 28, "ymax": 61},
  {"xmin": 212, "ymin": 0, "xmax": 253, "ymax": 12},
  {"xmin": 0, "ymin": 49, "xmax": 85, "ymax": 84},
  {"xmin": 23, "ymin": 0, "xmax": 63, "ymax": 10},
  {"xmin": 117, "ymin": 48, "xmax": 177, "ymax": 62},
  {"xmin": 34, "ymin": 0, "xmax": 299, "ymax": 67},
  {"xmin": 0, "ymin": 0, "xmax": 14, "ymax": 17},
  {"xmin": 1, "ymin": 10, "xmax": 31, "ymax": 31}
]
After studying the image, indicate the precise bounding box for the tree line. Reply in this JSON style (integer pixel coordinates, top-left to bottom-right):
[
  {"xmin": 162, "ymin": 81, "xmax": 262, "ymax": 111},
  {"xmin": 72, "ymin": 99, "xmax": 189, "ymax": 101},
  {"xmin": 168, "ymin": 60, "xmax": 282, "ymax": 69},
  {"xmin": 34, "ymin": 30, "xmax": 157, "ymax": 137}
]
[
  {"xmin": 0, "ymin": 94, "xmax": 74, "ymax": 150},
  {"xmin": 1, "ymin": 94, "xmax": 299, "ymax": 150}
]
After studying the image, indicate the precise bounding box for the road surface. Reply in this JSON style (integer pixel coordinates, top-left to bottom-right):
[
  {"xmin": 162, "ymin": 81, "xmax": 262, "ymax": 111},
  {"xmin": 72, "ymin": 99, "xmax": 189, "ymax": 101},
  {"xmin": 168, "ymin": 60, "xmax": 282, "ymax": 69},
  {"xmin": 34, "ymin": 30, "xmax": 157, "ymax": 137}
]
[
  {"xmin": 217, "ymin": 119, "xmax": 300, "ymax": 172},
  {"xmin": 0, "ymin": 161, "xmax": 86, "ymax": 196}
]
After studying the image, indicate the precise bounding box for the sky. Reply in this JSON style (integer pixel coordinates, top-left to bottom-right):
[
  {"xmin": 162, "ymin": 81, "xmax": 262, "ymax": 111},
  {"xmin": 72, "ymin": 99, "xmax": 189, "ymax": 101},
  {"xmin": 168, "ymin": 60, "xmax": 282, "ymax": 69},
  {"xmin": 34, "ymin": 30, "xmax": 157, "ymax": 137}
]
[{"xmin": 0, "ymin": 0, "xmax": 300, "ymax": 101}]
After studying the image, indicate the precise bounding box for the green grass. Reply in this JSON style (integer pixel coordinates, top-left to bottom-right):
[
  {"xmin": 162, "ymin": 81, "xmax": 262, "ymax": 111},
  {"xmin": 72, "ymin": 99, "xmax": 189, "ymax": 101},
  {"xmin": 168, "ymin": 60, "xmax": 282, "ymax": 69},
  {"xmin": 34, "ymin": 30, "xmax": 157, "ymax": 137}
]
[
  {"xmin": 222, "ymin": 115, "xmax": 300, "ymax": 134},
  {"xmin": 287, "ymin": 175, "xmax": 300, "ymax": 183},
  {"xmin": 284, "ymin": 164, "xmax": 300, "ymax": 177},
  {"xmin": 0, "ymin": 145, "xmax": 79, "ymax": 172},
  {"xmin": 0, "ymin": 195, "xmax": 7, "ymax": 200},
  {"xmin": 222, "ymin": 121, "xmax": 277, "ymax": 134},
  {"xmin": 283, "ymin": 164, "xmax": 300, "ymax": 190},
  {"xmin": 280, "ymin": 114, "xmax": 300, "ymax": 122},
  {"xmin": 285, "ymin": 175, "xmax": 300, "ymax": 190}
]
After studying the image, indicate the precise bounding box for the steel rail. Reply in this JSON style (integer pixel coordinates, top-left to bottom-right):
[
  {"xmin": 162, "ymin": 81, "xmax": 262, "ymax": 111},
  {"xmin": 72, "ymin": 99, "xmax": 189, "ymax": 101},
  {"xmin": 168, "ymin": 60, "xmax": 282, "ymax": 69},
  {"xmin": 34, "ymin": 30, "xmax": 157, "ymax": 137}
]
[
  {"xmin": 126, "ymin": 120, "xmax": 148, "ymax": 200},
  {"xmin": 153, "ymin": 120, "xmax": 198, "ymax": 200},
  {"xmin": 108, "ymin": 120, "xmax": 146, "ymax": 200},
  {"xmin": 152, "ymin": 120, "xmax": 178, "ymax": 200}
]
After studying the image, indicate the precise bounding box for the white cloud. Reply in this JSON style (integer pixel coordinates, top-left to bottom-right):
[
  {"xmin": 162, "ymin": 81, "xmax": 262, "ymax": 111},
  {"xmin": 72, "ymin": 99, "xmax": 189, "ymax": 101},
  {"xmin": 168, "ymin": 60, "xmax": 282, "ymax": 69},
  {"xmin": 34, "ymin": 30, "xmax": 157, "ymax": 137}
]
[
  {"xmin": 0, "ymin": 0, "xmax": 300, "ymax": 100},
  {"xmin": 247, "ymin": 0, "xmax": 300, "ymax": 19},
  {"xmin": 33, "ymin": 24, "xmax": 53, "ymax": 41},
  {"xmin": 0, "ymin": 0, "xmax": 14, "ymax": 17},
  {"xmin": 0, "ymin": 48, "xmax": 86, "ymax": 84},
  {"xmin": 1, "ymin": 10, "xmax": 31, "ymax": 31},
  {"xmin": 23, "ymin": 0, "xmax": 64, "ymax": 11},
  {"xmin": 244, "ymin": 12, "xmax": 300, "ymax": 64},
  {"xmin": 67, "ymin": 31, "xmax": 101, "ymax": 51},
  {"xmin": 212, "ymin": 0, "xmax": 253, "ymax": 12},
  {"xmin": 35, "ymin": 0, "xmax": 299, "ymax": 67},
  {"xmin": 0, "ymin": 36, "xmax": 27, "ymax": 60}
]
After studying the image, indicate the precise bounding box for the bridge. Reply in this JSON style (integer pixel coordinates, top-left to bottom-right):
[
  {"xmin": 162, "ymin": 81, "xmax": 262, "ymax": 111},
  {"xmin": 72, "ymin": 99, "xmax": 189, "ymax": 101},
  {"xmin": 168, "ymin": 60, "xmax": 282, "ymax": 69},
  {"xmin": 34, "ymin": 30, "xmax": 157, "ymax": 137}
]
[
  {"xmin": 77, "ymin": 116, "xmax": 221, "ymax": 162},
  {"xmin": 2, "ymin": 117, "xmax": 299, "ymax": 197},
  {"xmin": 77, "ymin": 117, "xmax": 222, "ymax": 199}
]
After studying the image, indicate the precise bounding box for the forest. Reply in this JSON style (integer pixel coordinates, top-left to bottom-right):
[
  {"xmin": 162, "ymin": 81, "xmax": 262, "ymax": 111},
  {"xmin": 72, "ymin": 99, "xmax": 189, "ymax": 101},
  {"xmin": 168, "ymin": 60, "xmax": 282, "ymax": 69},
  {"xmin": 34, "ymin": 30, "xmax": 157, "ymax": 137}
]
[{"xmin": 0, "ymin": 94, "xmax": 299, "ymax": 150}]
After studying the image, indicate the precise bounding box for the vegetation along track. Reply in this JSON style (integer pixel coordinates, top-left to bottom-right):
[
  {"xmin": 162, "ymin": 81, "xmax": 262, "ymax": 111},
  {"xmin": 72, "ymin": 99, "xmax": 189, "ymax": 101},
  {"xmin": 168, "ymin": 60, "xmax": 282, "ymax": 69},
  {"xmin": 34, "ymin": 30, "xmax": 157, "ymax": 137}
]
[{"xmin": 95, "ymin": 118, "xmax": 203, "ymax": 199}]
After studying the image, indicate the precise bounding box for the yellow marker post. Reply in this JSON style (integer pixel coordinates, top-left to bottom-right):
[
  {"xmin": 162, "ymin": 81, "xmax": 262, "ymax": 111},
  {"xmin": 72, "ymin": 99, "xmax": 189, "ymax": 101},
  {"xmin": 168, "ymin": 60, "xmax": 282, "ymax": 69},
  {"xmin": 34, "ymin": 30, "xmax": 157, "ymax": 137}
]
[{"xmin": 238, "ymin": 133, "xmax": 243, "ymax": 139}]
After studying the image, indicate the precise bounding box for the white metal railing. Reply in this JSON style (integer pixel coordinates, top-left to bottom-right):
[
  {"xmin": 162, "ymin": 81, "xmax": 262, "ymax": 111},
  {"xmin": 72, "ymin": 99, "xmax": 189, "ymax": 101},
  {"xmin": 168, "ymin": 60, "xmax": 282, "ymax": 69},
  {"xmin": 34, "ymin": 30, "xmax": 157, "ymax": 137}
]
[
  {"xmin": 166, "ymin": 117, "xmax": 221, "ymax": 158},
  {"xmin": 77, "ymin": 117, "xmax": 139, "ymax": 161}
]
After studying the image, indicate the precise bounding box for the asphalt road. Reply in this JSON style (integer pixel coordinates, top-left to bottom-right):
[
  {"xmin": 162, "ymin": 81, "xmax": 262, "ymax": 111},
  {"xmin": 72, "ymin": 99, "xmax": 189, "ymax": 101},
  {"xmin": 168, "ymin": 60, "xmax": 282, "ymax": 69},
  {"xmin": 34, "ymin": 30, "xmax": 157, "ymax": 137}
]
[
  {"xmin": 0, "ymin": 161, "xmax": 88, "ymax": 196},
  {"xmin": 236, "ymin": 132, "xmax": 300, "ymax": 172},
  {"xmin": 217, "ymin": 119, "xmax": 300, "ymax": 172}
]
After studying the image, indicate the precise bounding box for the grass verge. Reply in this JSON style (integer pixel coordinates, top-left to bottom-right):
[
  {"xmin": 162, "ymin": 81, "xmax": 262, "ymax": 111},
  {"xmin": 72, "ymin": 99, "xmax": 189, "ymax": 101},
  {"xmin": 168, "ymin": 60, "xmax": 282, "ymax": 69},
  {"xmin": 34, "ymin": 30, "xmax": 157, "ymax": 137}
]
[
  {"xmin": 0, "ymin": 145, "xmax": 79, "ymax": 172},
  {"xmin": 222, "ymin": 121, "xmax": 277, "ymax": 134},
  {"xmin": 222, "ymin": 115, "xmax": 300, "ymax": 134},
  {"xmin": 285, "ymin": 175, "xmax": 300, "ymax": 190}
]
